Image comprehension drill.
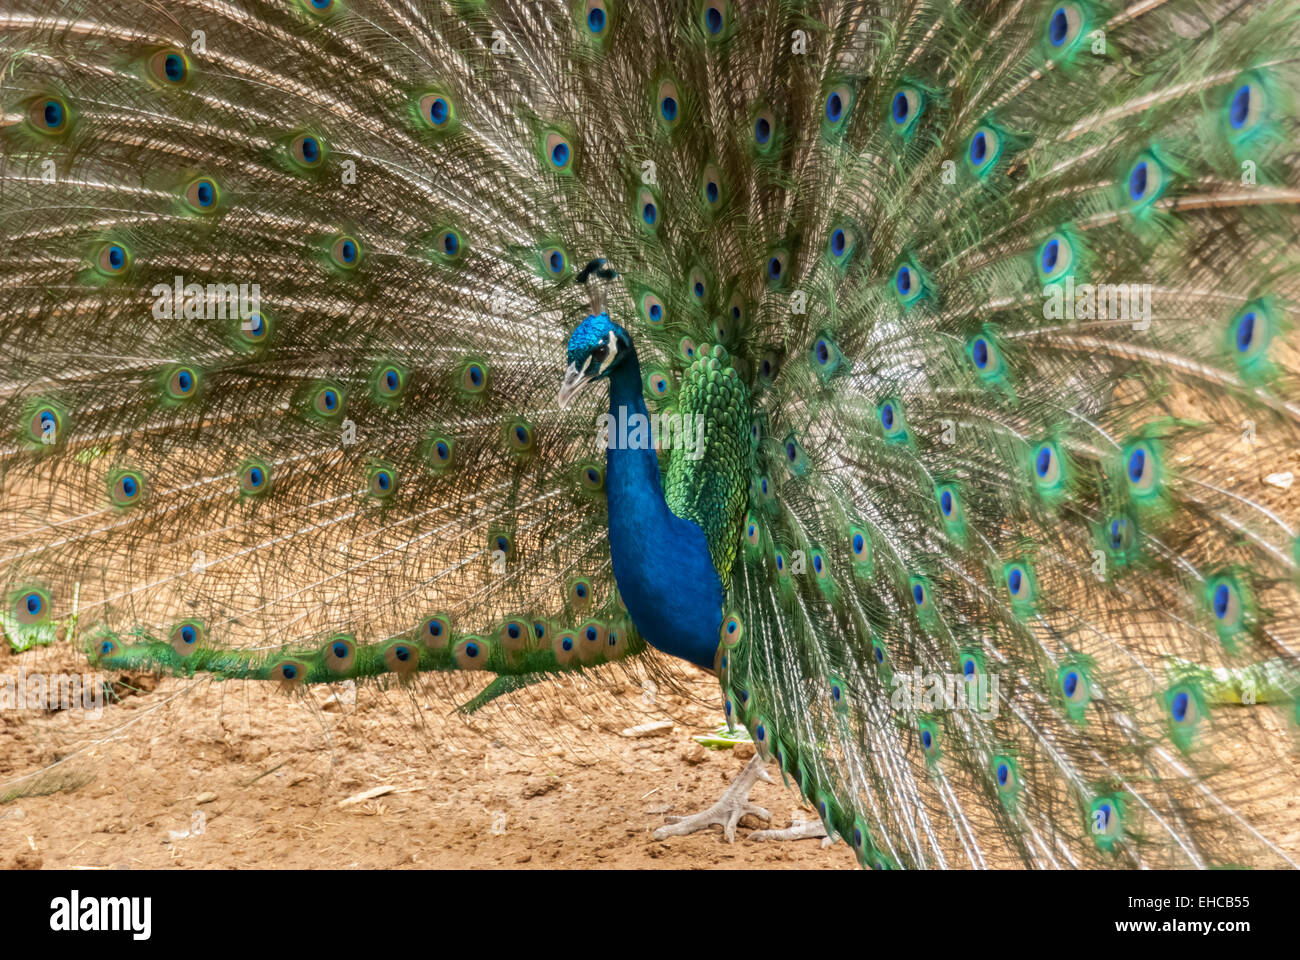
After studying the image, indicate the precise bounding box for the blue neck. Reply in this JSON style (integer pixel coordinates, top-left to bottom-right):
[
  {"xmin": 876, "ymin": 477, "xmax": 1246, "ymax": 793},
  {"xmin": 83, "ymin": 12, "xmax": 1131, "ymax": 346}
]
[{"xmin": 603, "ymin": 348, "xmax": 723, "ymax": 669}]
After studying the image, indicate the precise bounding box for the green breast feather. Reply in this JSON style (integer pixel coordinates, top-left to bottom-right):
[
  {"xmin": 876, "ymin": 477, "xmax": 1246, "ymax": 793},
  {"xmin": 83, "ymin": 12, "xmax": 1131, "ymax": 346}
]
[{"xmin": 664, "ymin": 344, "xmax": 752, "ymax": 584}]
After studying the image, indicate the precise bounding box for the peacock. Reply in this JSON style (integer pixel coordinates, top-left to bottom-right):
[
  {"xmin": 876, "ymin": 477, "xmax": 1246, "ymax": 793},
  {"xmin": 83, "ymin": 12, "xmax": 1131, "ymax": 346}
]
[{"xmin": 2, "ymin": 0, "xmax": 1299, "ymax": 870}]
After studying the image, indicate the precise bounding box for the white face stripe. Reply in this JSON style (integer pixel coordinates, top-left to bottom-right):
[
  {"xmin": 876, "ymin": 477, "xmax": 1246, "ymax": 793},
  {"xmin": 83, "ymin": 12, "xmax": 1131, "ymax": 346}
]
[{"xmin": 597, "ymin": 330, "xmax": 619, "ymax": 375}]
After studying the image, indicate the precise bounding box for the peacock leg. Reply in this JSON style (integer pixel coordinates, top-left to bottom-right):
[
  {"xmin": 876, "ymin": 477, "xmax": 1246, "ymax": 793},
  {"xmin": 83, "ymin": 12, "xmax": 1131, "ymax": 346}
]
[
  {"xmin": 652, "ymin": 755, "xmax": 773, "ymax": 842},
  {"xmin": 749, "ymin": 820, "xmax": 832, "ymax": 846}
]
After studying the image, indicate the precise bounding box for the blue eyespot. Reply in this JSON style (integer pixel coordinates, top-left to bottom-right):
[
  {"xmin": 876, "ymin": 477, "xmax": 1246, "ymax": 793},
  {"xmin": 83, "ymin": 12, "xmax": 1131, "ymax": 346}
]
[
  {"xmin": 164, "ymin": 53, "xmax": 184, "ymax": 81},
  {"xmin": 551, "ymin": 142, "xmax": 569, "ymax": 167},
  {"xmin": 585, "ymin": 625, "xmax": 598, "ymax": 642},
  {"xmin": 196, "ymin": 181, "xmax": 214, "ymax": 206},
  {"xmin": 1127, "ymin": 448, "xmax": 1145, "ymax": 483},
  {"xmin": 642, "ymin": 201, "xmax": 657, "ymax": 225},
  {"xmin": 996, "ymin": 763, "xmax": 1009, "ymax": 786},
  {"xmin": 649, "ymin": 303, "xmax": 662, "ymax": 322},
  {"xmin": 921, "ymin": 728, "xmax": 933, "ymax": 749},
  {"xmin": 562, "ymin": 637, "xmax": 573, "ymax": 651},
  {"xmin": 660, "ymin": 97, "xmax": 677, "ymax": 122},
  {"xmin": 108, "ymin": 245, "xmax": 124, "ymax": 269},
  {"xmin": 282, "ymin": 663, "xmax": 297, "ymax": 679},
  {"xmin": 755, "ymin": 116, "xmax": 771, "ymax": 143},
  {"xmin": 970, "ymin": 131, "xmax": 987, "ymax": 164},
  {"xmin": 895, "ymin": 266, "xmax": 912, "ymax": 295},
  {"xmin": 300, "ymin": 136, "xmax": 319, "ymax": 162},
  {"xmin": 972, "ymin": 338, "xmax": 989, "ymax": 368},
  {"xmin": 1128, "ymin": 162, "xmax": 1147, "ymax": 201},
  {"xmin": 587, "ymin": 7, "xmax": 605, "ymax": 33},
  {"xmin": 704, "ymin": 4, "xmax": 723, "ymax": 34},
  {"xmin": 826, "ymin": 92, "xmax": 843, "ymax": 122},
  {"xmin": 912, "ymin": 583, "xmax": 925, "ymax": 605},
  {"xmin": 249, "ymin": 467, "xmax": 263, "ymax": 487},
  {"xmin": 1041, "ymin": 239, "xmax": 1059, "ymax": 272},
  {"xmin": 940, "ymin": 489, "xmax": 953, "ymax": 516},
  {"xmin": 549, "ymin": 251, "xmax": 565, "ymax": 273},
  {"xmin": 768, "ymin": 256, "xmax": 782, "ymax": 279},
  {"xmin": 1008, "ymin": 568, "xmax": 1022, "ymax": 594},
  {"xmin": 1047, "ymin": 4, "xmax": 1084, "ymax": 49},
  {"xmin": 880, "ymin": 403, "xmax": 895, "ymax": 430},
  {"xmin": 706, "ymin": 180, "xmax": 719, "ymax": 204},
  {"xmin": 464, "ymin": 642, "xmax": 478, "ymax": 658},
  {"xmin": 693, "ymin": 281, "xmax": 704, "ymax": 298},
  {"xmin": 1171, "ymin": 691, "xmax": 1189, "ymax": 723}
]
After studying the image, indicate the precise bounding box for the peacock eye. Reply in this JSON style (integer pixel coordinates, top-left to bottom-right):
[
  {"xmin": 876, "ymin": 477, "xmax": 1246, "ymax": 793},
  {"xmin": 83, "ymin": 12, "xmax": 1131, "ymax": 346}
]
[{"xmin": 593, "ymin": 345, "xmax": 608, "ymax": 361}]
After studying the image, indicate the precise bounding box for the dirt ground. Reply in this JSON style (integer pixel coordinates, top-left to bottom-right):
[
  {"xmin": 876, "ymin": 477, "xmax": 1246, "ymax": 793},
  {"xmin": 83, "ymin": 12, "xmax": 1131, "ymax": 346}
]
[{"xmin": 0, "ymin": 642, "xmax": 853, "ymax": 870}]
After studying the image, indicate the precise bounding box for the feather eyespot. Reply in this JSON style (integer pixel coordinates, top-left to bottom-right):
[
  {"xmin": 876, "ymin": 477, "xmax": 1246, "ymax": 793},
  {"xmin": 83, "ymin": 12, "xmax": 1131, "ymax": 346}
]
[
  {"xmin": 688, "ymin": 267, "xmax": 709, "ymax": 302},
  {"xmin": 148, "ymin": 49, "xmax": 190, "ymax": 86},
  {"xmin": 700, "ymin": 1, "xmax": 728, "ymax": 36},
  {"xmin": 967, "ymin": 125, "xmax": 1002, "ymax": 172},
  {"xmin": 584, "ymin": 0, "xmax": 609, "ymax": 34},
  {"xmin": 368, "ymin": 465, "xmax": 396, "ymax": 498},
  {"xmin": 753, "ymin": 107, "xmax": 775, "ymax": 150},
  {"xmin": 312, "ymin": 385, "xmax": 343, "ymax": 417},
  {"xmin": 766, "ymin": 250, "xmax": 788, "ymax": 287},
  {"xmin": 505, "ymin": 419, "xmax": 535, "ymax": 454},
  {"xmin": 1125, "ymin": 152, "xmax": 1167, "ymax": 209},
  {"xmin": 542, "ymin": 245, "xmax": 568, "ymax": 276},
  {"xmin": 1124, "ymin": 441, "xmax": 1159, "ymax": 497},
  {"xmin": 421, "ymin": 615, "xmax": 451, "ymax": 648},
  {"xmin": 324, "ymin": 635, "xmax": 356, "ymax": 673},
  {"xmin": 461, "ymin": 360, "xmax": 488, "ymax": 394},
  {"xmin": 239, "ymin": 460, "xmax": 270, "ymax": 495},
  {"xmin": 290, "ymin": 133, "xmax": 324, "ymax": 167},
  {"xmin": 1046, "ymin": 3, "xmax": 1085, "ymax": 51},
  {"xmin": 375, "ymin": 365, "xmax": 404, "ymax": 399},
  {"xmin": 166, "ymin": 365, "xmax": 199, "ymax": 400},
  {"xmin": 386, "ymin": 640, "xmax": 422, "ymax": 674},
  {"xmin": 544, "ymin": 132, "xmax": 573, "ymax": 172},
  {"xmin": 96, "ymin": 242, "xmax": 131, "ymax": 276},
  {"xmin": 29, "ymin": 96, "xmax": 69, "ymax": 135},
  {"xmin": 578, "ymin": 462, "xmax": 604, "ymax": 493},
  {"xmin": 1225, "ymin": 76, "xmax": 1265, "ymax": 140},
  {"xmin": 28, "ymin": 406, "xmax": 63, "ymax": 444},
  {"xmin": 639, "ymin": 291, "xmax": 665, "ymax": 325},
  {"xmin": 824, "ymin": 84, "xmax": 852, "ymax": 127},
  {"xmin": 553, "ymin": 631, "xmax": 578, "ymax": 664},
  {"xmin": 330, "ymin": 235, "xmax": 360, "ymax": 268},
  {"xmin": 170, "ymin": 620, "xmax": 204, "ymax": 657},
  {"xmin": 109, "ymin": 469, "xmax": 145, "ymax": 507},
  {"xmin": 1036, "ymin": 231, "xmax": 1074, "ymax": 283},
  {"xmin": 239, "ymin": 311, "xmax": 269, "ymax": 344},
  {"xmin": 657, "ymin": 80, "xmax": 680, "ymax": 126},
  {"xmin": 270, "ymin": 660, "xmax": 308, "ymax": 688},
  {"xmin": 890, "ymin": 86, "xmax": 922, "ymax": 131},
  {"xmin": 1032, "ymin": 440, "xmax": 1063, "ymax": 487},
  {"xmin": 637, "ymin": 187, "xmax": 659, "ymax": 228},
  {"xmin": 701, "ymin": 164, "xmax": 722, "ymax": 207},
  {"xmin": 1006, "ymin": 563, "xmax": 1033, "ymax": 605},
  {"xmin": 15, "ymin": 588, "xmax": 50, "ymax": 626},
  {"xmin": 428, "ymin": 436, "xmax": 455, "ymax": 470},
  {"xmin": 184, "ymin": 177, "xmax": 220, "ymax": 213},
  {"xmin": 420, "ymin": 93, "xmax": 454, "ymax": 128}
]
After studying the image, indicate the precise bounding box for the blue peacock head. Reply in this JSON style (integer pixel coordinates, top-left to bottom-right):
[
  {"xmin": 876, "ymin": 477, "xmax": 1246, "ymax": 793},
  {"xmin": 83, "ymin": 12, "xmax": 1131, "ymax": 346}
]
[{"xmin": 558, "ymin": 312, "xmax": 633, "ymax": 408}]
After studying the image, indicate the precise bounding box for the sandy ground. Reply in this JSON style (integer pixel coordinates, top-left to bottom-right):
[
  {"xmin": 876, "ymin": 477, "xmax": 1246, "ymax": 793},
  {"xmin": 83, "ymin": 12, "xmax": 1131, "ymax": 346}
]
[{"xmin": 0, "ymin": 643, "xmax": 853, "ymax": 870}]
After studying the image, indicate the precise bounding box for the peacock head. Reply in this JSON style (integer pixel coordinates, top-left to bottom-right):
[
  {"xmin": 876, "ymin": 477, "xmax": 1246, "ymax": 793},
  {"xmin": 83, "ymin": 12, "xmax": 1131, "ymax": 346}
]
[{"xmin": 558, "ymin": 312, "xmax": 633, "ymax": 408}]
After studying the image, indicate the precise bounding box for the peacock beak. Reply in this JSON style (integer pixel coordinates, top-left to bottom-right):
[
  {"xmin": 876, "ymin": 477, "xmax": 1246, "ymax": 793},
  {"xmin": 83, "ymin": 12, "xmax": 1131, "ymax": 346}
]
[{"xmin": 557, "ymin": 357, "xmax": 592, "ymax": 410}]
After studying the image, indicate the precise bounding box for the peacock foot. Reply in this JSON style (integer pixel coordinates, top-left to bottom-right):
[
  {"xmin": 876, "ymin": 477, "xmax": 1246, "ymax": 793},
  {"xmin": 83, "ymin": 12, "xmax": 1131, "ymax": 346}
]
[
  {"xmin": 652, "ymin": 755, "xmax": 772, "ymax": 843},
  {"xmin": 749, "ymin": 819, "xmax": 833, "ymax": 847}
]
